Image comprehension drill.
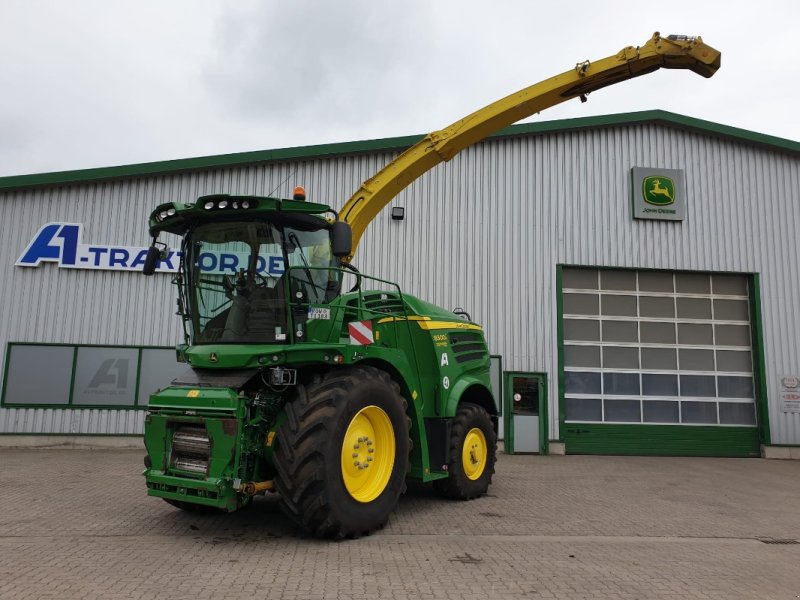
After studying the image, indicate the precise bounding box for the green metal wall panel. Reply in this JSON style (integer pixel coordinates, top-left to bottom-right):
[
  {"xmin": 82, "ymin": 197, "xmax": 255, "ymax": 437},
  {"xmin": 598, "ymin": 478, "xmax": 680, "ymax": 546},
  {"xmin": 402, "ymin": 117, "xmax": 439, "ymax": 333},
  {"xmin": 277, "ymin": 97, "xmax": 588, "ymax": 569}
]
[{"xmin": 563, "ymin": 424, "xmax": 760, "ymax": 457}]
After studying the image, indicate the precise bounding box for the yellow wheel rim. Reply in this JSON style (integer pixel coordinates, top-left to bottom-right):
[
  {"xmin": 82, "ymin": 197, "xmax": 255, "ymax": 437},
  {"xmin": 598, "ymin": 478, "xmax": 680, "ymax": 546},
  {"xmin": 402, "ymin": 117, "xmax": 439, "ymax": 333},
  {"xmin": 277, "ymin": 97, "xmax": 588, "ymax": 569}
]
[
  {"xmin": 340, "ymin": 405, "xmax": 396, "ymax": 503},
  {"xmin": 462, "ymin": 427, "xmax": 487, "ymax": 481}
]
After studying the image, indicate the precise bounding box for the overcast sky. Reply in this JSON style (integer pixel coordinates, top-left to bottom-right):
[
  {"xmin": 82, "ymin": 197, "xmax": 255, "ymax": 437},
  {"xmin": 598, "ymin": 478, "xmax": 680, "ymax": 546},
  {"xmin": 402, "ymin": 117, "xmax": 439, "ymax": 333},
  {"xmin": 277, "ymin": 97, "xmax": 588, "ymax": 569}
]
[{"xmin": 1, "ymin": 0, "xmax": 797, "ymax": 178}]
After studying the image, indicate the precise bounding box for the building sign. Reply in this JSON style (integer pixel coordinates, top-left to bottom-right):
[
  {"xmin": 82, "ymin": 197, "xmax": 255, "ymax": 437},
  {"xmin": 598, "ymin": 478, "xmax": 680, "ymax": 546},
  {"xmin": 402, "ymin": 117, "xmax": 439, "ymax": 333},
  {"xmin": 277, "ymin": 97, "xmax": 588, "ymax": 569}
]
[
  {"xmin": 779, "ymin": 375, "xmax": 800, "ymax": 413},
  {"xmin": 16, "ymin": 223, "xmax": 177, "ymax": 272},
  {"xmin": 195, "ymin": 250, "xmax": 285, "ymax": 277},
  {"xmin": 15, "ymin": 222, "xmax": 285, "ymax": 276},
  {"xmin": 631, "ymin": 167, "xmax": 686, "ymax": 221}
]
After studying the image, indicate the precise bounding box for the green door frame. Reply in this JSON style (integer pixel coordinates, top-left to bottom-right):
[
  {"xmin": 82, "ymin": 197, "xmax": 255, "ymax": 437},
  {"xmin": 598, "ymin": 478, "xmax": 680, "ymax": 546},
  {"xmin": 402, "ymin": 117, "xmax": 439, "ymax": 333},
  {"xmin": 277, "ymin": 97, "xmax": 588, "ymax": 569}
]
[
  {"xmin": 750, "ymin": 273, "xmax": 772, "ymax": 446},
  {"xmin": 503, "ymin": 371, "xmax": 548, "ymax": 455}
]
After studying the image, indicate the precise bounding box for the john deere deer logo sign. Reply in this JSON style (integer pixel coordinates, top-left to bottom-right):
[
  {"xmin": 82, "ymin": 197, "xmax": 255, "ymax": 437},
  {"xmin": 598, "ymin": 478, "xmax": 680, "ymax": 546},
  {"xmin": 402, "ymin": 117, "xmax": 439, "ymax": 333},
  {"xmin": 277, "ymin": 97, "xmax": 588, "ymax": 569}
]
[
  {"xmin": 643, "ymin": 176, "xmax": 675, "ymax": 206},
  {"xmin": 632, "ymin": 167, "xmax": 686, "ymax": 221}
]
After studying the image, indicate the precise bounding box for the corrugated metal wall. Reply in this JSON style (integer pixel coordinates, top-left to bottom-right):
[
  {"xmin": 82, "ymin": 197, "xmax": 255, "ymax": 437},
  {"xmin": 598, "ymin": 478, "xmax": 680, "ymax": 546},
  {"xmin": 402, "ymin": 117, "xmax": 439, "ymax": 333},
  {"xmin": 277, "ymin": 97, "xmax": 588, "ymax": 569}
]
[
  {"xmin": 0, "ymin": 408, "xmax": 143, "ymax": 435},
  {"xmin": 1, "ymin": 122, "xmax": 798, "ymax": 444}
]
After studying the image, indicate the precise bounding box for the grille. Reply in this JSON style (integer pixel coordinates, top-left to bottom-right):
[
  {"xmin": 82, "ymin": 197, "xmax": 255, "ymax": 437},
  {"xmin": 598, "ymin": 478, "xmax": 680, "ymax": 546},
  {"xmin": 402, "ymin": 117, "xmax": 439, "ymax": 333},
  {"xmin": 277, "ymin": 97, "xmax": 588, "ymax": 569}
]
[
  {"xmin": 170, "ymin": 426, "xmax": 210, "ymax": 475},
  {"xmin": 362, "ymin": 292, "xmax": 404, "ymax": 315},
  {"xmin": 450, "ymin": 332, "xmax": 488, "ymax": 364}
]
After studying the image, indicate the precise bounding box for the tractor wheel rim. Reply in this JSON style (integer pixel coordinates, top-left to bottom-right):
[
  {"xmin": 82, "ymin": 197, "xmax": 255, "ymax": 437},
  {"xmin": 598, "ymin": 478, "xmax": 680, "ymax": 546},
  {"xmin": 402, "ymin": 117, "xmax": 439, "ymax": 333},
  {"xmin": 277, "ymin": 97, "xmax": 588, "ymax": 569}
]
[
  {"xmin": 462, "ymin": 427, "xmax": 487, "ymax": 481},
  {"xmin": 341, "ymin": 405, "xmax": 396, "ymax": 503}
]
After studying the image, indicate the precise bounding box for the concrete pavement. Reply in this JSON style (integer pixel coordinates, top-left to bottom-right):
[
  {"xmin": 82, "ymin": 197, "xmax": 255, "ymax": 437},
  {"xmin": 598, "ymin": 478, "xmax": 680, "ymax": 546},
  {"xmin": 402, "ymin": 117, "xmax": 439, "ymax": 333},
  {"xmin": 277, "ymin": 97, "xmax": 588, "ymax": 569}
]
[{"xmin": 1, "ymin": 448, "xmax": 799, "ymax": 599}]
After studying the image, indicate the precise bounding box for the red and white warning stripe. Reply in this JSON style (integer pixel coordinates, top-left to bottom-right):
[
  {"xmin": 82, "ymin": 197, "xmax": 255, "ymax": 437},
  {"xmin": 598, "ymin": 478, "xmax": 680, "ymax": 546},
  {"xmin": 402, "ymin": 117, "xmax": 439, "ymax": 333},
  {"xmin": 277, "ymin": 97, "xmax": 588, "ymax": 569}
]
[{"xmin": 348, "ymin": 320, "xmax": 374, "ymax": 345}]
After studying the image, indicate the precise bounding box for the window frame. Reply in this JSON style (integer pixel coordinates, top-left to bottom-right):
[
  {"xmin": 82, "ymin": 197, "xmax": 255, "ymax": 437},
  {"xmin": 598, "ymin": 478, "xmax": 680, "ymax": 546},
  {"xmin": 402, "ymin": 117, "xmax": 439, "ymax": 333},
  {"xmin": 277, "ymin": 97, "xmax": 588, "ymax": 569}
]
[{"xmin": 1, "ymin": 342, "xmax": 183, "ymax": 410}]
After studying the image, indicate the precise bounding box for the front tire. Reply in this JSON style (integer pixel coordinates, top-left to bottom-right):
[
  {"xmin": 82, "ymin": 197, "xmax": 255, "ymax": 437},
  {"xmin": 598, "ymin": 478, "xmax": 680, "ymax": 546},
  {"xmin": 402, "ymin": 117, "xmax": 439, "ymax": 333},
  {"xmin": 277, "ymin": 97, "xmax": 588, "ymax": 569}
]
[
  {"xmin": 434, "ymin": 402, "xmax": 497, "ymax": 500},
  {"xmin": 273, "ymin": 366, "xmax": 410, "ymax": 538}
]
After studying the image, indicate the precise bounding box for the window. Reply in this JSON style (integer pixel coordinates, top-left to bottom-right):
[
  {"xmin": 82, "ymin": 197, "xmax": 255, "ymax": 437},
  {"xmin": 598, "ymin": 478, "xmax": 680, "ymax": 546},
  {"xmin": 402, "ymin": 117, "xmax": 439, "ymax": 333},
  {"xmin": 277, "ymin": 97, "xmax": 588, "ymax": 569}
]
[
  {"xmin": 562, "ymin": 268, "xmax": 757, "ymax": 426},
  {"xmin": 2, "ymin": 343, "xmax": 187, "ymax": 409},
  {"xmin": 3, "ymin": 345, "xmax": 73, "ymax": 406}
]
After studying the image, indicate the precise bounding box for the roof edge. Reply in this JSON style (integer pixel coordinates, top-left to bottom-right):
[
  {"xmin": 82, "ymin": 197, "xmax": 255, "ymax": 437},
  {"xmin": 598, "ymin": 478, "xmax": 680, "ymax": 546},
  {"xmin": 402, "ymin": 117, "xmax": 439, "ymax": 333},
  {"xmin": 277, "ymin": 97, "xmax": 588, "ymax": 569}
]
[
  {"xmin": 489, "ymin": 110, "xmax": 800, "ymax": 154},
  {"xmin": 1, "ymin": 110, "xmax": 797, "ymax": 191},
  {"xmin": 0, "ymin": 134, "xmax": 425, "ymax": 192}
]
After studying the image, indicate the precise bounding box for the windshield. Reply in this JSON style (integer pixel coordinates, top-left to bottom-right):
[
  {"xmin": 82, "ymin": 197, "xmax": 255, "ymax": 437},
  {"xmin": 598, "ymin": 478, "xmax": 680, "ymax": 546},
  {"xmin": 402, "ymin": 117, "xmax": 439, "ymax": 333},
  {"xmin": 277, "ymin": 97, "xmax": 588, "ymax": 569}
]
[{"xmin": 185, "ymin": 218, "xmax": 339, "ymax": 344}]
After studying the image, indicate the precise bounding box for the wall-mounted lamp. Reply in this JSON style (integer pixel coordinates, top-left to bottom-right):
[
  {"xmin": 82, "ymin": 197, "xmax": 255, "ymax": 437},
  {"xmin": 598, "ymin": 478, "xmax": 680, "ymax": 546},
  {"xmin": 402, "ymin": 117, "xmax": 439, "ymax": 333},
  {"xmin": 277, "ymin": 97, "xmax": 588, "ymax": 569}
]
[{"xmin": 391, "ymin": 206, "xmax": 405, "ymax": 221}]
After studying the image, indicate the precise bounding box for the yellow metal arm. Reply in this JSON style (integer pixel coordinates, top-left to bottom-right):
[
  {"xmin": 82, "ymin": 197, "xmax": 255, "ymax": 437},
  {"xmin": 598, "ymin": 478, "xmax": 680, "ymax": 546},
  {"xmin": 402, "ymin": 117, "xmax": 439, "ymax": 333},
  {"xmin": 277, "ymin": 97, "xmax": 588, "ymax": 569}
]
[{"xmin": 339, "ymin": 33, "xmax": 720, "ymax": 259}]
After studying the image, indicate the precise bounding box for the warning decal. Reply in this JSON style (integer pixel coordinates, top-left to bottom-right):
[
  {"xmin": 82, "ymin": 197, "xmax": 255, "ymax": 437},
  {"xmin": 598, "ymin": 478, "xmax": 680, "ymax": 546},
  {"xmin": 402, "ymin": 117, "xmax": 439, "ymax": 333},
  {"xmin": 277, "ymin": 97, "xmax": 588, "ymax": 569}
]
[{"xmin": 348, "ymin": 320, "xmax": 374, "ymax": 346}]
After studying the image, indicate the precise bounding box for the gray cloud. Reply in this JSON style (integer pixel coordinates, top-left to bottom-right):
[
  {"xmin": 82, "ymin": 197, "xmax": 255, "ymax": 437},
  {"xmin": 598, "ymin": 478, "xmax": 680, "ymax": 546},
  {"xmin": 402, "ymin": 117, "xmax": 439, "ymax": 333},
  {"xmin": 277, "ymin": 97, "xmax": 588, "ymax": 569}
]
[
  {"xmin": 204, "ymin": 1, "xmax": 434, "ymax": 127},
  {"xmin": 0, "ymin": 0, "xmax": 797, "ymax": 178}
]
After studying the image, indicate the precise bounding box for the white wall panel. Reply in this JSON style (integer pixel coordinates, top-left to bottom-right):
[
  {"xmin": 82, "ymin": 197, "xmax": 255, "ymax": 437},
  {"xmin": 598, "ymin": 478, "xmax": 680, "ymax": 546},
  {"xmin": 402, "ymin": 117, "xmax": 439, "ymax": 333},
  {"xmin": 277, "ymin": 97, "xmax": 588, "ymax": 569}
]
[{"xmin": 1, "ymin": 121, "xmax": 798, "ymax": 445}]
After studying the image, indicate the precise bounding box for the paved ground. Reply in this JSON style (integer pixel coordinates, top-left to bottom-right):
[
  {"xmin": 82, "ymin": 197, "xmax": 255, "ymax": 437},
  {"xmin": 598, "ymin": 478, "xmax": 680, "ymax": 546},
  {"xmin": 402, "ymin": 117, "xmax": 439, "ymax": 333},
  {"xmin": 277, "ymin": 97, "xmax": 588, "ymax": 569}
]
[{"xmin": 1, "ymin": 449, "xmax": 799, "ymax": 599}]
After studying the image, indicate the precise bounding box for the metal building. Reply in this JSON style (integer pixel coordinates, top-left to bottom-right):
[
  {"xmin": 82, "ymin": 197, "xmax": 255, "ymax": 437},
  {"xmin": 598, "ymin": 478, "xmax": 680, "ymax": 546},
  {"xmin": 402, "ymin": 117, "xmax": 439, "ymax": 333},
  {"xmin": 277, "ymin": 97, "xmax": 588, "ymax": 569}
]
[{"xmin": 1, "ymin": 110, "xmax": 799, "ymax": 457}]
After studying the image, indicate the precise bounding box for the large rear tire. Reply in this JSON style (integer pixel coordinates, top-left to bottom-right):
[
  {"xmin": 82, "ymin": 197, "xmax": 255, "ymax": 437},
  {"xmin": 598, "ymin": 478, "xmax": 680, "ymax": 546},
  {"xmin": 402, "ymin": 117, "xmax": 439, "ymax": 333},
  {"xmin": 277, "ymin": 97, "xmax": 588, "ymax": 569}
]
[
  {"xmin": 434, "ymin": 402, "xmax": 497, "ymax": 500},
  {"xmin": 273, "ymin": 366, "xmax": 410, "ymax": 538}
]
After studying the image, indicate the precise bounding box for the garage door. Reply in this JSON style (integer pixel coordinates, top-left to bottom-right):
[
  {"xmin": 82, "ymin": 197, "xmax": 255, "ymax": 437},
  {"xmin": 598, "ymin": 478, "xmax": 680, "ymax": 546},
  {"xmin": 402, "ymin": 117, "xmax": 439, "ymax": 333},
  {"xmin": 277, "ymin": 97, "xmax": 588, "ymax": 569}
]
[{"xmin": 560, "ymin": 267, "xmax": 761, "ymax": 457}]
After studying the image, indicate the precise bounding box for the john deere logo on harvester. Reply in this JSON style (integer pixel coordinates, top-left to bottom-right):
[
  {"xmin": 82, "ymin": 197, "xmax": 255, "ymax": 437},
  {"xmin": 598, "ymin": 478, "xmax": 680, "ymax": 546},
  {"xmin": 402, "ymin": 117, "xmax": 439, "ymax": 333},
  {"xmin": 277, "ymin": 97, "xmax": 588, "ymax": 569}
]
[{"xmin": 643, "ymin": 176, "xmax": 676, "ymax": 206}]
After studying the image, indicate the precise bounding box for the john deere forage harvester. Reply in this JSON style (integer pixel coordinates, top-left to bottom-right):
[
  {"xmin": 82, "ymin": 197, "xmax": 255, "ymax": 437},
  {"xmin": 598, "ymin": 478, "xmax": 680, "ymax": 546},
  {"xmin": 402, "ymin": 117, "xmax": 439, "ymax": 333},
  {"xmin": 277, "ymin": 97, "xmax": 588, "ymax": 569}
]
[{"xmin": 141, "ymin": 33, "xmax": 720, "ymax": 537}]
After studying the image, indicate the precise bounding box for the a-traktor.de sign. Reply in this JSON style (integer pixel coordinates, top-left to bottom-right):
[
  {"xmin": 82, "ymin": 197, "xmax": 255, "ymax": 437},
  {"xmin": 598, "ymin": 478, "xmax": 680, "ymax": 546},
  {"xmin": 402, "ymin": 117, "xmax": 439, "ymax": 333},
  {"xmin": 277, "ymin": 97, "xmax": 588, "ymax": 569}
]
[{"xmin": 15, "ymin": 222, "xmax": 285, "ymax": 276}]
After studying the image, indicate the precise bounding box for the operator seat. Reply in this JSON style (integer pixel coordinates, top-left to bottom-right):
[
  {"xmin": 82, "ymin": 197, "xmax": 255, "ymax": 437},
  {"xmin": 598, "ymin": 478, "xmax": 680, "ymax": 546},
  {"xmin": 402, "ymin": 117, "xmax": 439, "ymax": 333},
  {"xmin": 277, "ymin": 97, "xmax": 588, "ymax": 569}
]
[
  {"xmin": 220, "ymin": 295, "xmax": 248, "ymax": 341},
  {"xmin": 245, "ymin": 278, "xmax": 287, "ymax": 341}
]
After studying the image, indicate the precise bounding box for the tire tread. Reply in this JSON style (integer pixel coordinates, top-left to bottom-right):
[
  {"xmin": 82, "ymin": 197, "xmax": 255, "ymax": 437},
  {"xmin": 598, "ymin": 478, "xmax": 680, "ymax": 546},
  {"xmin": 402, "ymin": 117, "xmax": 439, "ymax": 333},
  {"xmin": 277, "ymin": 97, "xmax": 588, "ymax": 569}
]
[{"xmin": 273, "ymin": 365, "xmax": 410, "ymax": 538}]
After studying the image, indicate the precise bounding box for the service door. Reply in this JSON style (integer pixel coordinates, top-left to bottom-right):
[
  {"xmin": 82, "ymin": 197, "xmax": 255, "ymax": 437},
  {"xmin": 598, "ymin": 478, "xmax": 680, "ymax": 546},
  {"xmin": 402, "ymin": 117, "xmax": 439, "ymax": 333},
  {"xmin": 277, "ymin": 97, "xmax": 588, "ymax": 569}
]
[{"xmin": 504, "ymin": 373, "xmax": 546, "ymax": 454}]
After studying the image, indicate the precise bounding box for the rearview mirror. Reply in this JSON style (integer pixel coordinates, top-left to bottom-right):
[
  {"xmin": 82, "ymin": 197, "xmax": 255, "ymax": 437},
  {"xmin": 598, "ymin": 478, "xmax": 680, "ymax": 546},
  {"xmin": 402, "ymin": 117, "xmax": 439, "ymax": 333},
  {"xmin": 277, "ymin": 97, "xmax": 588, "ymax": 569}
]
[
  {"xmin": 331, "ymin": 221, "xmax": 352, "ymax": 257},
  {"xmin": 142, "ymin": 246, "xmax": 161, "ymax": 276}
]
